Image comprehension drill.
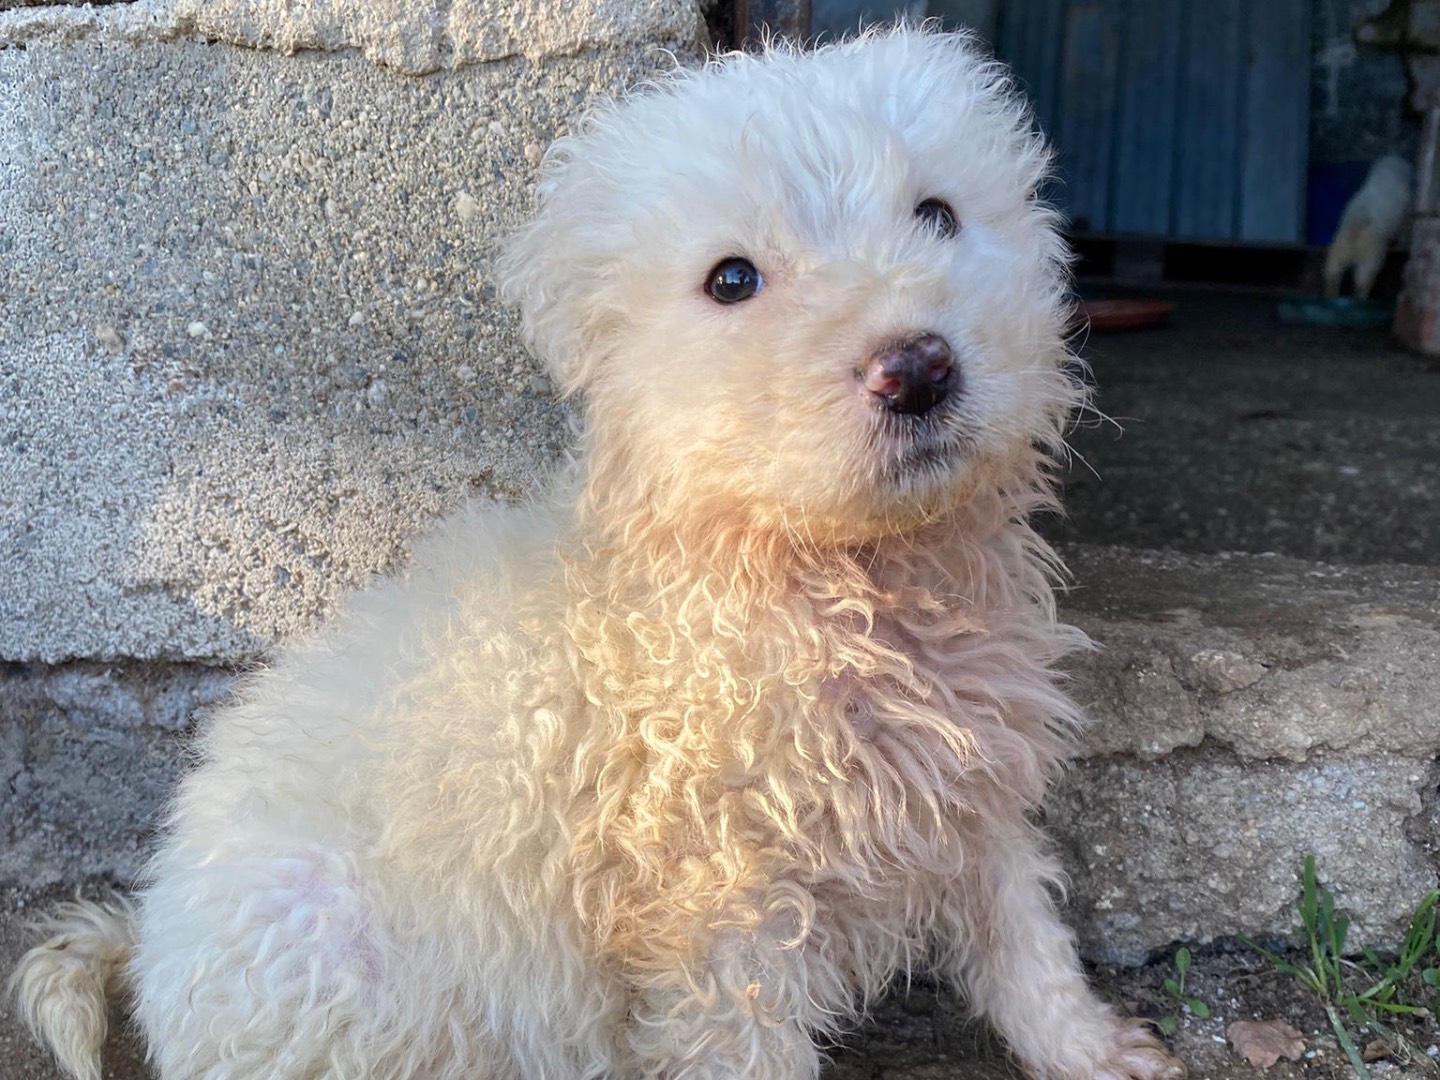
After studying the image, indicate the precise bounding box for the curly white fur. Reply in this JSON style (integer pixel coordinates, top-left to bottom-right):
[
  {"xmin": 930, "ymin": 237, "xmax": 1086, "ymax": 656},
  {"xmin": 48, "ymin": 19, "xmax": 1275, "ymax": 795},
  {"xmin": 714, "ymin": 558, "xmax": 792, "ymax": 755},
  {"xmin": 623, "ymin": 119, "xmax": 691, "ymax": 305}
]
[{"xmin": 14, "ymin": 28, "xmax": 1183, "ymax": 1080}]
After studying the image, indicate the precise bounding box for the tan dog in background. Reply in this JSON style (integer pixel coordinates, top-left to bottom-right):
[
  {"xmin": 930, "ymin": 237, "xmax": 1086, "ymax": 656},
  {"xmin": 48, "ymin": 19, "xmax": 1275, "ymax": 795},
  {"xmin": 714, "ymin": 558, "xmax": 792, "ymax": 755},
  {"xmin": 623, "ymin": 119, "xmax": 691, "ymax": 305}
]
[{"xmin": 14, "ymin": 29, "xmax": 1183, "ymax": 1080}]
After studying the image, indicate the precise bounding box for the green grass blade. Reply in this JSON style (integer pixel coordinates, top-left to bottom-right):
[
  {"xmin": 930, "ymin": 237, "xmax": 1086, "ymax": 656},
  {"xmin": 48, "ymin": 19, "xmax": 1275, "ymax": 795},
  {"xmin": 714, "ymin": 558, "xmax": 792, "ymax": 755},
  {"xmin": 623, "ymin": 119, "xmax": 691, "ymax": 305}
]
[
  {"xmin": 1301, "ymin": 857, "xmax": 1318, "ymax": 929},
  {"xmin": 1329, "ymin": 918, "xmax": 1350, "ymax": 999},
  {"xmin": 1397, "ymin": 892, "xmax": 1438, "ymax": 972},
  {"xmin": 1342, "ymin": 996, "xmax": 1372, "ymax": 1030},
  {"xmin": 1333, "ymin": 913, "xmax": 1350, "ymax": 963},
  {"xmin": 1240, "ymin": 936, "xmax": 1323, "ymax": 993},
  {"xmin": 1366, "ymin": 1001, "xmax": 1430, "ymax": 1017},
  {"xmin": 1325, "ymin": 1001, "xmax": 1372, "ymax": 1080}
]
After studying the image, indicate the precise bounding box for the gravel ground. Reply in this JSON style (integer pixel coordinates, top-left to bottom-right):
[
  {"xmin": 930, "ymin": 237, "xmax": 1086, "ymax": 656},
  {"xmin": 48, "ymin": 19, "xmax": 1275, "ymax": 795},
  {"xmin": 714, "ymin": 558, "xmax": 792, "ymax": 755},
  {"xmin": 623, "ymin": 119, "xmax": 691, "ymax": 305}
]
[{"xmin": 1050, "ymin": 290, "xmax": 1440, "ymax": 566}]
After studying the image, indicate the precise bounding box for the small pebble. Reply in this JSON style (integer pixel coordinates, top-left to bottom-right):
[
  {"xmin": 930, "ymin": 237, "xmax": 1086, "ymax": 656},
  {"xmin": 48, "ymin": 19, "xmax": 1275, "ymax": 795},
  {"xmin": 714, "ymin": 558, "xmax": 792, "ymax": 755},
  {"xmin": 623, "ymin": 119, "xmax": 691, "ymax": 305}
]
[
  {"xmin": 454, "ymin": 191, "xmax": 480, "ymax": 221},
  {"xmin": 94, "ymin": 324, "xmax": 126, "ymax": 352}
]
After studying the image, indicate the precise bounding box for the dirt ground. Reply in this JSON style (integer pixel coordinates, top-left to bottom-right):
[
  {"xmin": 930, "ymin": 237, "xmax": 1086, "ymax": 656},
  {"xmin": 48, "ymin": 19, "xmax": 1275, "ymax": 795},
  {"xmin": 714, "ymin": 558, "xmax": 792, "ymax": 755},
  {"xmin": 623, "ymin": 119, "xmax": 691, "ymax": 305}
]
[
  {"xmin": 1050, "ymin": 289, "xmax": 1440, "ymax": 566},
  {"xmin": 829, "ymin": 947, "xmax": 1440, "ymax": 1080}
]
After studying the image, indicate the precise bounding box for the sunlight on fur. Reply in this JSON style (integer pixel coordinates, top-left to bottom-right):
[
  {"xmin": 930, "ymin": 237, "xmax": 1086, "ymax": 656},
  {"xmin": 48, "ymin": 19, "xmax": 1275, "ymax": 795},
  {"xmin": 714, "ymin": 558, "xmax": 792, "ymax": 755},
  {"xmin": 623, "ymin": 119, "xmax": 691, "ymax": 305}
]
[{"xmin": 12, "ymin": 27, "xmax": 1184, "ymax": 1080}]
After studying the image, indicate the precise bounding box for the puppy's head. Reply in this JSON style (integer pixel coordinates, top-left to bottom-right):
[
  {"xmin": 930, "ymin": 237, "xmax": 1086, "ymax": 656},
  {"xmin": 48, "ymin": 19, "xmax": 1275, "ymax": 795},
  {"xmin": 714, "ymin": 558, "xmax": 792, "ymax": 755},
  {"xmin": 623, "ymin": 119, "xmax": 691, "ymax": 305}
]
[{"xmin": 500, "ymin": 29, "xmax": 1078, "ymax": 543}]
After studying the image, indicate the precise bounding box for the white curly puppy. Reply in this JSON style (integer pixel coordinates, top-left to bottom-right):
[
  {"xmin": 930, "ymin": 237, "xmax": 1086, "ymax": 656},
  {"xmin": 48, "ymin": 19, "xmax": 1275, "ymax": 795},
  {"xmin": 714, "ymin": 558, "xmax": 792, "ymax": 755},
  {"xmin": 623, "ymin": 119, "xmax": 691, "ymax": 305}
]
[{"xmin": 14, "ymin": 29, "xmax": 1183, "ymax": 1080}]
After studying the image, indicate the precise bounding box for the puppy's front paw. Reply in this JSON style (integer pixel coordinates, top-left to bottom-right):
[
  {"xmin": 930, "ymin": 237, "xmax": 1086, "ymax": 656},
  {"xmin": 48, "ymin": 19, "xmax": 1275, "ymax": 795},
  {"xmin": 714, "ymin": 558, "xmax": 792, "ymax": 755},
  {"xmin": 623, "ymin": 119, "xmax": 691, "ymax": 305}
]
[{"xmin": 1091, "ymin": 1019, "xmax": 1185, "ymax": 1080}]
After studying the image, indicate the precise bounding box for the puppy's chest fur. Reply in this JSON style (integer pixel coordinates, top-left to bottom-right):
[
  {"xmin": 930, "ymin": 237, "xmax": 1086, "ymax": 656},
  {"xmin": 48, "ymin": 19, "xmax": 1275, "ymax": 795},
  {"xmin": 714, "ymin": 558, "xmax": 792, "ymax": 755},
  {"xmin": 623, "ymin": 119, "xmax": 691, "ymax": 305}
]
[{"xmin": 568, "ymin": 542, "xmax": 1075, "ymax": 889}]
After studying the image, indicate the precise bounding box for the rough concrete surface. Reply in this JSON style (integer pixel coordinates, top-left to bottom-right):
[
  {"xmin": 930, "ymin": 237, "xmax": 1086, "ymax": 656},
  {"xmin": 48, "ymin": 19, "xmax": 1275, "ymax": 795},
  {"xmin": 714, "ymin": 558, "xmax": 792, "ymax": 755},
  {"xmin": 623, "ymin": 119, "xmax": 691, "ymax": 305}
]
[
  {"xmin": 0, "ymin": 663, "xmax": 233, "ymax": 889},
  {"xmin": 0, "ymin": 0, "xmax": 702, "ymax": 73},
  {"xmin": 0, "ymin": 32, "xmax": 709, "ymax": 665},
  {"xmin": 1066, "ymin": 547, "xmax": 1440, "ymax": 764},
  {"xmin": 1037, "ymin": 297, "xmax": 1440, "ymax": 963},
  {"xmin": 1052, "ymin": 547, "xmax": 1440, "ymax": 964},
  {"xmin": 1056, "ymin": 750, "xmax": 1435, "ymax": 963}
]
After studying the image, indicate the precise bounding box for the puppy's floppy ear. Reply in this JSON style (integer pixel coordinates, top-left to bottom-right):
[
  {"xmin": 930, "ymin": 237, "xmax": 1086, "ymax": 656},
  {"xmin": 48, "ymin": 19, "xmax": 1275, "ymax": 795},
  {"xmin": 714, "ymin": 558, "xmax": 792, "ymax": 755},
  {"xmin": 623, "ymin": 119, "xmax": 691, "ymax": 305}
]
[{"xmin": 496, "ymin": 140, "xmax": 617, "ymax": 398}]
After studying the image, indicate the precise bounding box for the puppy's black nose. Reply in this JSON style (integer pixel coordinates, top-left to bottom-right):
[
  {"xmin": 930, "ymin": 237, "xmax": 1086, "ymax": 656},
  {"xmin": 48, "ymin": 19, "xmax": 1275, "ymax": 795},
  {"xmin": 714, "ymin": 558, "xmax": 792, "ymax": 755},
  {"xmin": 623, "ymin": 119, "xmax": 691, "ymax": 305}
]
[{"xmin": 863, "ymin": 333, "xmax": 955, "ymax": 415}]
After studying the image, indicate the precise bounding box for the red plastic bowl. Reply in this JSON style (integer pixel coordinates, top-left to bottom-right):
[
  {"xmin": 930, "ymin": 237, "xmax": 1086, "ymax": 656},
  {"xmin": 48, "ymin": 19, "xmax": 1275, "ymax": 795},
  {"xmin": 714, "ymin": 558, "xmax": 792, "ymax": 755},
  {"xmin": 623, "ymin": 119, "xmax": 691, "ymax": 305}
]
[{"xmin": 1074, "ymin": 299, "xmax": 1175, "ymax": 332}]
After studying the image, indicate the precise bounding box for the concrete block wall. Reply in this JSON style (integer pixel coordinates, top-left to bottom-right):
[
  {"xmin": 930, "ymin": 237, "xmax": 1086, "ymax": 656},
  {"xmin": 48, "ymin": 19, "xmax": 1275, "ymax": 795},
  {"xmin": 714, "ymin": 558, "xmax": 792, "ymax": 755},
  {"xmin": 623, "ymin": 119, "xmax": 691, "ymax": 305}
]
[
  {"xmin": 0, "ymin": 0, "xmax": 698, "ymax": 880},
  {"xmin": 2, "ymin": 0, "xmax": 700, "ymax": 666},
  {"xmin": 1057, "ymin": 548, "xmax": 1440, "ymax": 963},
  {"xmin": 3, "ymin": 0, "xmax": 1438, "ymax": 969}
]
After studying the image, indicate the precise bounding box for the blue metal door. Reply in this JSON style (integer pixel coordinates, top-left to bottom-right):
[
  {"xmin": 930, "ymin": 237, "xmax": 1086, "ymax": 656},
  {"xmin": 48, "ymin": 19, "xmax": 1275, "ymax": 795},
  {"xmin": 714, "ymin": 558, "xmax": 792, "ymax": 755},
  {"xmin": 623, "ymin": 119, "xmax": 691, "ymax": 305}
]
[{"xmin": 996, "ymin": 0, "xmax": 1311, "ymax": 242}]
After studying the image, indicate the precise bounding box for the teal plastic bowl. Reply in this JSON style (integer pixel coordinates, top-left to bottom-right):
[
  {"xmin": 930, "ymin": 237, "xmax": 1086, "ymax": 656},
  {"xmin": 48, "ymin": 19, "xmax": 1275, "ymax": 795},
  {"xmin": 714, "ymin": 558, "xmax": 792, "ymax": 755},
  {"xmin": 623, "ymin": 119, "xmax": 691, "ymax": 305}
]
[{"xmin": 1276, "ymin": 295, "xmax": 1393, "ymax": 329}]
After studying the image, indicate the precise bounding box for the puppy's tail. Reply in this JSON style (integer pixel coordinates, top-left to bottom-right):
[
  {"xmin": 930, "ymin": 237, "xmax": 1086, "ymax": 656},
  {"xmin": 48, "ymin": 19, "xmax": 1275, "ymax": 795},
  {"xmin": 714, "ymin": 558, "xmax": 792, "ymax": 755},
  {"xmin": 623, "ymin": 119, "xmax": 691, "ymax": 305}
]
[{"xmin": 8, "ymin": 897, "xmax": 136, "ymax": 1080}]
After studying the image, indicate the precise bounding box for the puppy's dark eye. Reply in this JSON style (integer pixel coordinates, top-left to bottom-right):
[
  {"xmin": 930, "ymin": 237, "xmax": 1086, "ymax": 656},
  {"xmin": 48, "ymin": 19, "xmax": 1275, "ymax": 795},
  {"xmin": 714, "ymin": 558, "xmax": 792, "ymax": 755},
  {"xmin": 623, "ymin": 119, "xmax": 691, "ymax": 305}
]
[
  {"xmin": 706, "ymin": 257, "xmax": 764, "ymax": 304},
  {"xmin": 915, "ymin": 198, "xmax": 960, "ymax": 238}
]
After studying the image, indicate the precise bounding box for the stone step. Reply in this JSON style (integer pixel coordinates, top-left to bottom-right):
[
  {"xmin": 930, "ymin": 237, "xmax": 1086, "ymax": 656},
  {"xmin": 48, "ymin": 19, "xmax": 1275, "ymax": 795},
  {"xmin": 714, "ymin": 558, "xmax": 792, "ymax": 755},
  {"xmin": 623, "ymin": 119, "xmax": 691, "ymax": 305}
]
[
  {"xmin": 6, "ymin": 547, "xmax": 1437, "ymax": 966},
  {"xmin": 1056, "ymin": 545, "xmax": 1440, "ymax": 963}
]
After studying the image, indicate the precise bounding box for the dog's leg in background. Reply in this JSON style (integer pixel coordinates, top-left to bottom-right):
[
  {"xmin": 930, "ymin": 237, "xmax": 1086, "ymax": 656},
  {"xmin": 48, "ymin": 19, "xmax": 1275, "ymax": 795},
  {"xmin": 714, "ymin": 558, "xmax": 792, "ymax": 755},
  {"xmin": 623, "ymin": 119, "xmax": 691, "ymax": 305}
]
[
  {"xmin": 1323, "ymin": 233, "xmax": 1352, "ymax": 299},
  {"xmin": 1350, "ymin": 228, "xmax": 1386, "ymax": 300},
  {"xmin": 935, "ymin": 824, "xmax": 1183, "ymax": 1080}
]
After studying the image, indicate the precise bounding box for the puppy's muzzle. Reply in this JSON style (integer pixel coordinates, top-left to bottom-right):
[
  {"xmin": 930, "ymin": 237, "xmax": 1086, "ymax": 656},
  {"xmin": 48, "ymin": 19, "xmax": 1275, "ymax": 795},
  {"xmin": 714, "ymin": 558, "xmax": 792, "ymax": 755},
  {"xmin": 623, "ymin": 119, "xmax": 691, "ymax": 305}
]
[{"xmin": 862, "ymin": 333, "xmax": 956, "ymax": 416}]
